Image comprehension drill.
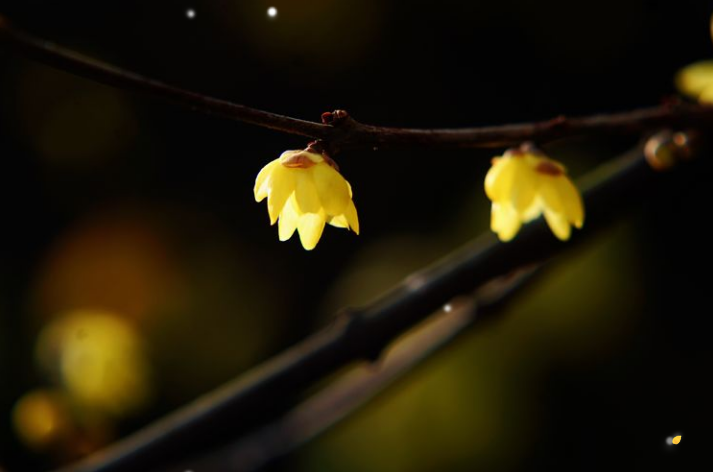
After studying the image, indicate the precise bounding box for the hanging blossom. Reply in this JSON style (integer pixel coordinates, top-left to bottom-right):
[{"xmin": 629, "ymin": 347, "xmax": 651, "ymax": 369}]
[
  {"xmin": 254, "ymin": 143, "xmax": 359, "ymax": 250},
  {"xmin": 485, "ymin": 144, "xmax": 584, "ymax": 242},
  {"xmin": 676, "ymin": 60, "xmax": 713, "ymax": 103},
  {"xmin": 675, "ymin": 13, "xmax": 713, "ymax": 103}
]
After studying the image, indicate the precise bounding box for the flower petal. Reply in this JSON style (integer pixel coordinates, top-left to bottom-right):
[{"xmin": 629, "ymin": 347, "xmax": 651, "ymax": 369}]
[
  {"xmin": 537, "ymin": 176, "xmax": 565, "ymax": 215},
  {"xmin": 344, "ymin": 200, "xmax": 359, "ymax": 235},
  {"xmin": 485, "ymin": 157, "xmax": 536, "ymax": 211},
  {"xmin": 278, "ymin": 196, "xmax": 300, "ymax": 241},
  {"xmin": 544, "ymin": 209, "xmax": 571, "ymax": 241},
  {"xmin": 491, "ymin": 202, "xmax": 521, "ymax": 242},
  {"xmin": 699, "ymin": 82, "xmax": 713, "ymax": 104},
  {"xmin": 328, "ymin": 215, "xmax": 348, "ymax": 229},
  {"xmin": 521, "ymin": 197, "xmax": 544, "ymax": 223},
  {"xmin": 294, "ymin": 170, "xmax": 322, "ymax": 214},
  {"xmin": 297, "ymin": 211, "xmax": 326, "ymax": 250},
  {"xmin": 254, "ymin": 159, "xmax": 279, "ymax": 202},
  {"xmin": 511, "ymin": 170, "xmax": 537, "ymax": 213},
  {"xmin": 553, "ymin": 177, "xmax": 584, "ymax": 228},
  {"xmin": 267, "ymin": 164, "xmax": 296, "ymax": 225},
  {"xmin": 485, "ymin": 157, "xmax": 515, "ymax": 201},
  {"xmin": 312, "ymin": 163, "xmax": 350, "ymax": 215}
]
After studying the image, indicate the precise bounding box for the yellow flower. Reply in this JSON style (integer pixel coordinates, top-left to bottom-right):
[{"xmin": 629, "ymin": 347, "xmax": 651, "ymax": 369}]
[
  {"xmin": 12, "ymin": 389, "xmax": 72, "ymax": 450},
  {"xmin": 674, "ymin": 13, "xmax": 713, "ymax": 103},
  {"xmin": 675, "ymin": 60, "xmax": 713, "ymax": 104},
  {"xmin": 254, "ymin": 147, "xmax": 359, "ymax": 250},
  {"xmin": 485, "ymin": 145, "xmax": 584, "ymax": 242},
  {"xmin": 36, "ymin": 310, "xmax": 152, "ymax": 416}
]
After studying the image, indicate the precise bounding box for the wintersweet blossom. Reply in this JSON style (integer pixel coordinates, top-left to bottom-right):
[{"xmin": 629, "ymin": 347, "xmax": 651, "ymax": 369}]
[
  {"xmin": 254, "ymin": 146, "xmax": 359, "ymax": 250},
  {"xmin": 675, "ymin": 60, "xmax": 713, "ymax": 104},
  {"xmin": 485, "ymin": 145, "xmax": 584, "ymax": 242},
  {"xmin": 675, "ymin": 13, "xmax": 713, "ymax": 103}
]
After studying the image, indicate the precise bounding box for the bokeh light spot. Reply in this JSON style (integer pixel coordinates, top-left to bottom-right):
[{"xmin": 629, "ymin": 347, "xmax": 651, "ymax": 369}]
[
  {"xmin": 36, "ymin": 310, "xmax": 153, "ymax": 417},
  {"xmin": 267, "ymin": 7, "xmax": 278, "ymax": 18},
  {"xmin": 15, "ymin": 64, "xmax": 137, "ymax": 167},
  {"xmin": 12, "ymin": 390, "xmax": 71, "ymax": 450},
  {"xmin": 33, "ymin": 214, "xmax": 181, "ymax": 322}
]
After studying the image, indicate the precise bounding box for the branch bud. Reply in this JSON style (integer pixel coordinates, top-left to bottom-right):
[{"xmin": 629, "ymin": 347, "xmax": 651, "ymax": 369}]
[{"xmin": 644, "ymin": 130, "xmax": 695, "ymax": 171}]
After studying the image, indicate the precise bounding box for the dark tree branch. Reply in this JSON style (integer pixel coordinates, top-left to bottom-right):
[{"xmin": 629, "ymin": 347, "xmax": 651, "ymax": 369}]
[
  {"xmin": 342, "ymin": 106, "xmax": 713, "ymax": 150},
  {"xmin": 3, "ymin": 15, "xmax": 713, "ymax": 153},
  {"xmin": 176, "ymin": 297, "xmax": 481, "ymax": 472},
  {"xmin": 0, "ymin": 15, "xmax": 329, "ymax": 139},
  {"xmin": 54, "ymin": 138, "xmax": 696, "ymax": 472},
  {"xmin": 175, "ymin": 268, "xmax": 540, "ymax": 472}
]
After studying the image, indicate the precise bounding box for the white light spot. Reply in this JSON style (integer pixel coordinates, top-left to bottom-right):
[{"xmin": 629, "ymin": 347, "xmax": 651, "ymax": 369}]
[
  {"xmin": 443, "ymin": 304, "xmax": 452, "ymax": 313},
  {"xmin": 267, "ymin": 7, "xmax": 278, "ymax": 18},
  {"xmin": 666, "ymin": 436, "xmax": 673, "ymax": 445},
  {"xmin": 186, "ymin": 9, "xmax": 196, "ymax": 19}
]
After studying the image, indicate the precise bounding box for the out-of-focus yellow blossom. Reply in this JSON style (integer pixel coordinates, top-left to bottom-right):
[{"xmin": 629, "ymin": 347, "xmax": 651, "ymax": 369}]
[
  {"xmin": 36, "ymin": 310, "xmax": 152, "ymax": 417},
  {"xmin": 12, "ymin": 389, "xmax": 72, "ymax": 450},
  {"xmin": 485, "ymin": 145, "xmax": 584, "ymax": 242},
  {"xmin": 675, "ymin": 13, "xmax": 713, "ymax": 103},
  {"xmin": 675, "ymin": 60, "xmax": 713, "ymax": 103},
  {"xmin": 254, "ymin": 146, "xmax": 359, "ymax": 250}
]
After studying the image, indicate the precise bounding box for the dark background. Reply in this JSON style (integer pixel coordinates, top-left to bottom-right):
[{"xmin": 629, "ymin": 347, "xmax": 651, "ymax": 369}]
[{"xmin": 1, "ymin": 0, "xmax": 712, "ymax": 470}]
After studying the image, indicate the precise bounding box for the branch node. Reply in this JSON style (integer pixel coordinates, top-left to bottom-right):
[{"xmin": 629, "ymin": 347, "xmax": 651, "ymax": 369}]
[
  {"xmin": 549, "ymin": 115, "xmax": 570, "ymax": 134},
  {"xmin": 321, "ymin": 110, "xmax": 350, "ymax": 125}
]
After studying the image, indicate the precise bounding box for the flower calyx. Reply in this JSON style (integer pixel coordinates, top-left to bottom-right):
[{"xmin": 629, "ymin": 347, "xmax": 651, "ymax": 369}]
[{"xmin": 279, "ymin": 141, "xmax": 340, "ymax": 171}]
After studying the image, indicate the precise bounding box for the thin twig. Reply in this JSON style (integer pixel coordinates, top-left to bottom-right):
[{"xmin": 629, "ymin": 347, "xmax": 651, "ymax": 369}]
[
  {"xmin": 174, "ymin": 268, "xmax": 540, "ymax": 472},
  {"xmin": 54, "ymin": 140, "xmax": 690, "ymax": 472},
  {"xmin": 0, "ymin": 15, "xmax": 329, "ymax": 139},
  {"xmin": 3, "ymin": 15, "xmax": 713, "ymax": 152}
]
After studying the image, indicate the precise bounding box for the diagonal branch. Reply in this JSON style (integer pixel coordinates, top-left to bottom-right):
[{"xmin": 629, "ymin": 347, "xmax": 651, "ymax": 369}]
[
  {"xmin": 0, "ymin": 15, "xmax": 329, "ymax": 139},
  {"xmin": 176, "ymin": 297, "xmax": 482, "ymax": 472},
  {"xmin": 55, "ymin": 138, "xmax": 698, "ymax": 472},
  {"xmin": 3, "ymin": 15, "xmax": 713, "ymax": 152},
  {"xmin": 173, "ymin": 269, "xmax": 540, "ymax": 472}
]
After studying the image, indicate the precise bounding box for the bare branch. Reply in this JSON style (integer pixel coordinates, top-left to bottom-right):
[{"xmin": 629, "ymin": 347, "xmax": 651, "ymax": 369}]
[
  {"xmin": 3, "ymin": 15, "xmax": 713, "ymax": 152},
  {"xmin": 174, "ymin": 269, "xmax": 539, "ymax": 472},
  {"xmin": 0, "ymin": 15, "xmax": 330, "ymax": 139},
  {"xmin": 54, "ymin": 139, "xmax": 695, "ymax": 472},
  {"xmin": 179, "ymin": 298, "xmax": 480, "ymax": 472},
  {"xmin": 345, "ymin": 105, "xmax": 713, "ymax": 150}
]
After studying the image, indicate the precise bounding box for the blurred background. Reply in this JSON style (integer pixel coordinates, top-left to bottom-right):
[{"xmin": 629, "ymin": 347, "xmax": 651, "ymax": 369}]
[{"xmin": 0, "ymin": 0, "xmax": 712, "ymax": 470}]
